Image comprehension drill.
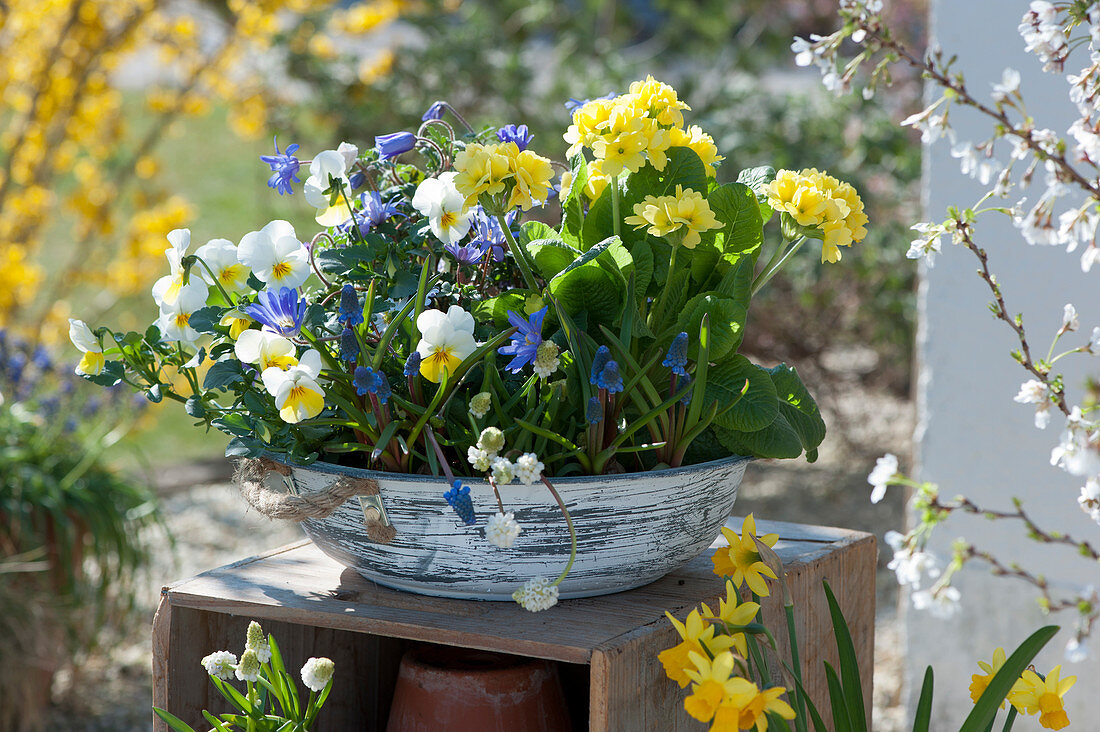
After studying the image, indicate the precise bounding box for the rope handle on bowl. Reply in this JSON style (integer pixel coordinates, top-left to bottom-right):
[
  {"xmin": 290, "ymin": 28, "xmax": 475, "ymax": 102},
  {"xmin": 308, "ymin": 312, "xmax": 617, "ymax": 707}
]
[{"xmin": 234, "ymin": 457, "xmax": 397, "ymax": 544}]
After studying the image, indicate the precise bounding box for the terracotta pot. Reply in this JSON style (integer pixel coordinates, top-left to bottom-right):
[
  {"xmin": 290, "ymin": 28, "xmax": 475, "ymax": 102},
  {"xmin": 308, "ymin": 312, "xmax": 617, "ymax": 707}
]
[{"xmin": 385, "ymin": 646, "xmax": 572, "ymax": 732}]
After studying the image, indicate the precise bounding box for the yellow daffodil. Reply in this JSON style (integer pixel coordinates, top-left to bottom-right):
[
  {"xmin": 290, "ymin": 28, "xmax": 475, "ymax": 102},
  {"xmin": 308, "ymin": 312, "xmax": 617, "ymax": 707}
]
[
  {"xmin": 415, "ymin": 305, "xmax": 478, "ymax": 383},
  {"xmin": 234, "ymin": 330, "xmax": 299, "ymax": 372},
  {"xmin": 261, "ymin": 355, "xmax": 326, "ymax": 424},
  {"xmin": 658, "ymin": 608, "xmax": 735, "ymax": 687},
  {"xmin": 625, "ymin": 185, "xmax": 721, "ymax": 248},
  {"xmin": 195, "ymin": 238, "xmax": 250, "ymax": 293},
  {"xmin": 764, "ymin": 168, "xmax": 868, "ymax": 263},
  {"xmin": 68, "ymin": 318, "xmax": 104, "ymax": 376},
  {"xmin": 727, "ymin": 684, "xmax": 797, "ymax": 732},
  {"xmin": 969, "ymin": 647, "xmax": 1007, "ymax": 706},
  {"xmin": 411, "ymin": 173, "xmax": 473, "ymax": 245},
  {"xmin": 1008, "ymin": 666, "xmax": 1076, "ymax": 730},
  {"xmin": 682, "ymin": 650, "xmax": 742, "ymax": 723},
  {"xmin": 670, "ymin": 124, "xmax": 724, "ymax": 178},
  {"xmin": 219, "ymin": 310, "xmax": 253, "ymax": 339},
  {"xmin": 237, "ymin": 220, "xmax": 311, "ymax": 290},
  {"xmin": 452, "ymin": 142, "xmax": 512, "ymax": 207},
  {"xmin": 712, "ymin": 514, "xmax": 780, "ymax": 596},
  {"xmin": 701, "ymin": 579, "xmax": 761, "ymax": 658}
]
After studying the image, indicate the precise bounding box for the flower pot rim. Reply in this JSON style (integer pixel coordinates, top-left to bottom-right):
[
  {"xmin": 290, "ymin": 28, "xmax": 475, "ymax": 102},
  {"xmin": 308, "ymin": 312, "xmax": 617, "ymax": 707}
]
[{"xmin": 263, "ymin": 451, "xmax": 753, "ymax": 486}]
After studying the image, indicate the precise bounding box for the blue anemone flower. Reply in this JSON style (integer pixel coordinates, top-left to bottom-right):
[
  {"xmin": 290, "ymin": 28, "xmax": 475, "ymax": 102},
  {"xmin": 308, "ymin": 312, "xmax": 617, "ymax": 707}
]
[
  {"xmin": 259, "ymin": 137, "xmax": 301, "ymax": 196},
  {"xmin": 444, "ymin": 238, "xmax": 489, "ymax": 266},
  {"xmin": 375, "ymin": 131, "xmax": 417, "ymax": 160},
  {"xmin": 589, "ymin": 345, "xmax": 611, "ymax": 386},
  {"xmin": 596, "ymin": 360, "xmax": 624, "ymax": 394},
  {"xmin": 496, "ymin": 124, "xmax": 533, "ymax": 151},
  {"xmin": 663, "ymin": 332, "xmax": 689, "ymax": 376},
  {"xmin": 340, "ymin": 328, "xmax": 359, "ymax": 363},
  {"xmin": 498, "ymin": 307, "xmax": 547, "ymax": 373},
  {"xmin": 337, "ymin": 284, "xmax": 364, "ymax": 326},
  {"xmin": 443, "ymin": 479, "xmax": 476, "ymax": 525},
  {"xmin": 422, "ymin": 101, "xmax": 446, "ymax": 122},
  {"xmin": 242, "ymin": 287, "xmax": 308, "ymax": 337},
  {"xmin": 468, "ymin": 206, "xmax": 517, "ymax": 262}
]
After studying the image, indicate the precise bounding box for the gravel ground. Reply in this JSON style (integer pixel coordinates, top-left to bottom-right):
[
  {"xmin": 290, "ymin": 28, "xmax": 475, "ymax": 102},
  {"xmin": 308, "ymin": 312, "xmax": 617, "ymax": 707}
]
[{"xmin": 47, "ymin": 379, "xmax": 913, "ymax": 731}]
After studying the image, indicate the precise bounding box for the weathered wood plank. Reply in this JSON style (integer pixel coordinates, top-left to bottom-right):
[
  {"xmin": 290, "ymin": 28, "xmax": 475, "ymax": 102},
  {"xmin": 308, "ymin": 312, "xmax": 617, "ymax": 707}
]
[{"xmin": 151, "ymin": 593, "xmax": 172, "ymax": 732}]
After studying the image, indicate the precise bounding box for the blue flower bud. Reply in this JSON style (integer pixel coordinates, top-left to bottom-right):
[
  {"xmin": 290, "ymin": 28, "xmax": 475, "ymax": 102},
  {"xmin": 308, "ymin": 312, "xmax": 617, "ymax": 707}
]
[
  {"xmin": 496, "ymin": 124, "xmax": 533, "ymax": 151},
  {"xmin": 662, "ymin": 332, "xmax": 689, "ymax": 376},
  {"xmin": 597, "ymin": 360, "xmax": 624, "ymax": 394},
  {"xmin": 585, "ymin": 396, "xmax": 603, "ymax": 425},
  {"xmin": 589, "ymin": 345, "xmax": 611, "ymax": 386},
  {"xmin": 404, "ymin": 351, "xmax": 422, "ymax": 377},
  {"xmin": 340, "ymin": 327, "xmax": 359, "ymax": 363},
  {"xmin": 375, "ymin": 131, "xmax": 417, "ymax": 161},
  {"xmin": 422, "ymin": 101, "xmax": 446, "ymax": 122},
  {"xmin": 353, "ymin": 366, "xmax": 377, "ymax": 396},
  {"xmin": 337, "ymin": 284, "xmax": 363, "ymax": 326},
  {"xmin": 443, "ymin": 479, "xmax": 476, "ymax": 525},
  {"xmin": 375, "ymin": 370, "xmax": 392, "ymax": 405},
  {"xmin": 680, "ymin": 374, "xmax": 693, "ymax": 406},
  {"xmin": 348, "ymin": 171, "xmax": 366, "ymax": 190}
]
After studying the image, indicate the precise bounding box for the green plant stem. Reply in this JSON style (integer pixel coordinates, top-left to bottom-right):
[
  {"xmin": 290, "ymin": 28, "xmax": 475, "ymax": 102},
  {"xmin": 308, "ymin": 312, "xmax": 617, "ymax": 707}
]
[
  {"xmin": 785, "ymin": 604, "xmax": 809, "ymax": 732},
  {"xmin": 1001, "ymin": 707, "xmax": 1018, "ymax": 731},
  {"xmin": 497, "ymin": 212, "xmax": 540, "ymax": 291},
  {"xmin": 752, "ymin": 236, "xmax": 807, "ymax": 295},
  {"xmin": 191, "ymin": 255, "xmax": 234, "ymax": 305},
  {"xmin": 611, "ymin": 181, "xmax": 621, "ymax": 239},
  {"xmin": 543, "ymin": 476, "xmax": 577, "ymax": 587},
  {"xmin": 653, "ymin": 242, "xmax": 680, "ymax": 318},
  {"xmin": 246, "ymin": 681, "xmax": 257, "ymax": 732}
]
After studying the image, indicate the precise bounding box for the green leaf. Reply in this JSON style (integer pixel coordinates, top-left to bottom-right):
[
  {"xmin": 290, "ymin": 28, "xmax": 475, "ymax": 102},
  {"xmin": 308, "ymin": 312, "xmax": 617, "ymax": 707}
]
[
  {"xmin": 912, "ymin": 667, "xmax": 934, "ymax": 732},
  {"xmin": 185, "ymin": 396, "xmax": 205, "ymax": 419},
  {"xmin": 519, "ymin": 220, "xmax": 559, "ymax": 246},
  {"xmin": 708, "ymin": 355, "xmax": 776, "ymax": 431},
  {"xmin": 823, "ymin": 663, "xmax": 853, "ymax": 732},
  {"xmin": 958, "ymin": 625, "xmax": 1059, "ymax": 732},
  {"xmin": 824, "ymin": 581, "xmax": 868, "ymax": 732},
  {"xmin": 471, "ymin": 290, "xmax": 532, "ymax": 328},
  {"xmin": 203, "ymin": 359, "xmax": 246, "ymax": 390},
  {"xmin": 526, "ymin": 238, "xmax": 581, "ymax": 280},
  {"xmin": 315, "ymin": 240, "xmax": 382, "ymax": 277},
  {"xmin": 553, "ymin": 234, "xmax": 621, "ymax": 281},
  {"xmin": 767, "ymin": 363, "xmax": 826, "ymax": 456},
  {"xmin": 674, "ymin": 293, "xmax": 746, "ymax": 361},
  {"xmin": 625, "ymin": 146, "xmax": 709, "ymax": 205},
  {"xmin": 708, "ymin": 181, "xmax": 764, "ymax": 261},
  {"xmin": 649, "ymin": 269, "xmax": 691, "ymax": 335},
  {"xmin": 714, "ymin": 255, "xmax": 755, "ymax": 312},
  {"xmin": 549, "ymin": 261, "xmax": 624, "ymax": 327},
  {"xmin": 188, "ymin": 306, "xmax": 226, "ymax": 335},
  {"xmin": 225, "ymin": 436, "xmax": 262, "ymax": 458},
  {"xmin": 580, "ymin": 179, "xmax": 620, "ymax": 251},
  {"xmin": 714, "ymin": 412, "xmax": 802, "ymax": 459},
  {"xmin": 152, "ymin": 708, "xmax": 198, "ymax": 732},
  {"xmin": 560, "ymin": 154, "xmax": 588, "ymax": 244},
  {"xmin": 626, "ymin": 238, "xmax": 654, "ymax": 304},
  {"xmin": 83, "ymin": 360, "xmax": 124, "ymax": 387},
  {"xmin": 736, "ymin": 165, "xmax": 776, "ymax": 223}
]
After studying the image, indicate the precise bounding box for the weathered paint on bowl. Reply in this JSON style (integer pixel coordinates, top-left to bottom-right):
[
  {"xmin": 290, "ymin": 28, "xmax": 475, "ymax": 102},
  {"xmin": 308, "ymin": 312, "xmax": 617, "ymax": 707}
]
[{"xmin": 279, "ymin": 455, "xmax": 749, "ymax": 600}]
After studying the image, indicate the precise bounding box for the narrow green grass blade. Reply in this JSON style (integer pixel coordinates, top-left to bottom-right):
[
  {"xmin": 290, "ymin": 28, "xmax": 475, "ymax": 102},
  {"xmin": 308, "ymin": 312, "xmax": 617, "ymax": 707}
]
[
  {"xmin": 823, "ymin": 662, "xmax": 852, "ymax": 732},
  {"xmin": 912, "ymin": 666, "xmax": 934, "ymax": 732},
  {"xmin": 781, "ymin": 659, "xmax": 829, "ymax": 732},
  {"xmin": 959, "ymin": 625, "xmax": 1058, "ymax": 732},
  {"xmin": 152, "ymin": 708, "xmax": 198, "ymax": 732},
  {"xmin": 823, "ymin": 581, "xmax": 867, "ymax": 732}
]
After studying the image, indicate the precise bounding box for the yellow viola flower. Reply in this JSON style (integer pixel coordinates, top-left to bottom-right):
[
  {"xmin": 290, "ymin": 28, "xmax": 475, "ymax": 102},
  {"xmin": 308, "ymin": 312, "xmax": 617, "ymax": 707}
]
[
  {"xmin": 260, "ymin": 350, "xmax": 326, "ymax": 424},
  {"xmin": 969, "ymin": 647, "xmax": 1007, "ymax": 707},
  {"xmin": 1008, "ymin": 666, "xmax": 1076, "ymax": 730},
  {"xmin": 712, "ymin": 514, "xmax": 780, "ymax": 597},
  {"xmin": 658, "ymin": 608, "xmax": 735, "ymax": 688},
  {"xmin": 453, "ymin": 142, "xmax": 512, "ymax": 207},
  {"xmin": 506, "ymin": 148, "xmax": 555, "ymax": 211},
  {"xmin": 69, "ymin": 318, "xmax": 105, "ymax": 376},
  {"xmin": 701, "ymin": 579, "xmax": 761, "ymax": 658},
  {"xmin": 669, "ymin": 125, "xmax": 724, "ymax": 178}
]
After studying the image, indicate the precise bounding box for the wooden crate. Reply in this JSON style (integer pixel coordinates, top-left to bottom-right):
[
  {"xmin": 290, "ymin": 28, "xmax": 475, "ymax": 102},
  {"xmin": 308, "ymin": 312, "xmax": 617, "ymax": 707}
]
[{"xmin": 152, "ymin": 518, "xmax": 875, "ymax": 731}]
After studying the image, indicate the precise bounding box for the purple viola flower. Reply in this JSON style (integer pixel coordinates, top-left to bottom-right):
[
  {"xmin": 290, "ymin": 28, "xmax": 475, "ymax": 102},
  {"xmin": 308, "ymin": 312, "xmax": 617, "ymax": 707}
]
[
  {"xmin": 596, "ymin": 360, "xmax": 624, "ymax": 394},
  {"xmin": 337, "ymin": 284, "xmax": 364, "ymax": 326},
  {"xmin": 496, "ymin": 124, "xmax": 532, "ymax": 151},
  {"xmin": 443, "ymin": 479, "xmax": 476, "ymax": 526},
  {"xmin": 242, "ymin": 287, "xmax": 308, "ymax": 337},
  {"xmin": 589, "ymin": 345, "xmax": 611, "ymax": 386},
  {"xmin": 662, "ymin": 332, "xmax": 689, "ymax": 376},
  {"xmin": 422, "ymin": 101, "xmax": 446, "ymax": 122},
  {"xmin": 259, "ymin": 137, "xmax": 301, "ymax": 195},
  {"xmin": 468, "ymin": 206, "xmax": 518, "ymax": 262},
  {"xmin": 375, "ymin": 131, "xmax": 417, "ymax": 161},
  {"xmin": 444, "ymin": 239, "xmax": 489, "ymax": 266},
  {"xmin": 498, "ymin": 307, "xmax": 547, "ymax": 374}
]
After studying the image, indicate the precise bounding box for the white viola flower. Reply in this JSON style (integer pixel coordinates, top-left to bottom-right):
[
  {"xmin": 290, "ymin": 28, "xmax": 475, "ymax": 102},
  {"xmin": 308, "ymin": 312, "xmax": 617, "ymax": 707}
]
[
  {"xmin": 911, "ymin": 585, "xmax": 961, "ymax": 619},
  {"xmin": 412, "ymin": 172, "xmax": 473, "ymax": 245},
  {"xmin": 1065, "ymin": 636, "xmax": 1089, "ymax": 663},
  {"xmin": 261, "ymin": 349, "xmax": 326, "ymax": 424},
  {"xmin": 868, "ymin": 453, "xmax": 898, "ymax": 504},
  {"xmin": 490, "ymin": 456, "xmax": 515, "ymax": 485},
  {"xmin": 237, "ymin": 220, "xmax": 310, "ymax": 290},
  {"xmin": 514, "ymin": 453, "xmax": 544, "ymax": 485},
  {"xmin": 201, "ymin": 650, "xmax": 238, "ymax": 681},
  {"xmin": 235, "ymin": 649, "xmax": 261, "ymax": 682},
  {"xmin": 906, "ymin": 222, "xmax": 943, "ymax": 267},
  {"xmin": 300, "ymin": 657, "xmax": 335, "ymax": 692},
  {"xmin": 337, "ymin": 141, "xmax": 359, "ymax": 169},
  {"xmin": 68, "ymin": 318, "xmax": 104, "ymax": 376},
  {"xmin": 991, "ymin": 68, "xmax": 1021, "ymax": 101},
  {"xmin": 415, "ymin": 305, "xmax": 477, "ymax": 383},
  {"xmin": 152, "ymin": 228, "xmax": 206, "ymax": 309},
  {"xmin": 485, "ymin": 511, "xmax": 522, "ymax": 548},
  {"xmin": 1062, "ymin": 303, "xmax": 1080, "ymax": 332},
  {"xmin": 156, "ymin": 283, "xmax": 209, "ymax": 345},
  {"xmin": 468, "ymin": 447, "xmax": 492, "ymax": 472},
  {"xmin": 1014, "ymin": 379, "xmax": 1052, "ymax": 429},
  {"xmin": 512, "ymin": 576, "xmax": 559, "ymax": 612},
  {"xmin": 1078, "ymin": 478, "xmax": 1100, "ymax": 524},
  {"xmin": 303, "ymin": 149, "xmax": 352, "ymax": 226},
  {"xmin": 235, "ymin": 330, "xmax": 299, "ymax": 372},
  {"xmin": 195, "ymin": 238, "xmax": 250, "ymax": 293}
]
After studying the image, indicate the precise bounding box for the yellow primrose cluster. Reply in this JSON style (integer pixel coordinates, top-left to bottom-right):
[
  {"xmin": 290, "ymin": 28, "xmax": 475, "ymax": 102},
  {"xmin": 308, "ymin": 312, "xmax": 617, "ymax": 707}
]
[
  {"xmin": 970, "ymin": 648, "xmax": 1076, "ymax": 730},
  {"xmin": 564, "ymin": 77, "xmax": 724, "ymax": 199},
  {"xmin": 764, "ymin": 169, "xmax": 869, "ymax": 264},
  {"xmin": 0, "ymin": 0, "xmax": 346, "ymax": 336},
  {"xmin": 625, "ymin": 185, "xmax": 722, "ymax": 249},
  {"xmin": 452, "ymin": 141, "xmax": 555, "ymax": 212}
]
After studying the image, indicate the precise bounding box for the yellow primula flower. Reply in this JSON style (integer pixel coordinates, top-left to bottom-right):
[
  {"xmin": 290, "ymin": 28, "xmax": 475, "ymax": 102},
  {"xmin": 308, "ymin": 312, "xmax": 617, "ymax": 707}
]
[
  {"xmin": 658, "ymin": 608, "xmax": 735, "ymax": 688},
  {"xmin": 452, "ymin": 142, "xmax": 512, "ymax": 207},
  {"xmin": 701, "ymin": 579, "xmax": 761, "ymax": 658},
  {"xmin": 764, "ymin": 168, "xmax": 868, "ymax": 263},
  {"xmin": 626, "ymin": 75, "xmax": 691, "ymax": 128},
  {"xmin": 1008, "ymin": 666, "xmax": 1076, "ymax": 730},
  {"xmin": 712, "ymin": 514, "xmax": 780, "ymax": 596},
  {"xmin": 624, "ymin": 185, "xmax": 721, "ymax": 248},
  {"xmin": 969, "ymin": 647, "xmax": 1007, "ymax": 707},
  {"xmin": 583, "ymin": 159, "xmax": 611, "ymax": 200},
  {"xmin": 506, "ymin": 148, "xmax": 555, "ymax": 211},
  {"xmin": 669, "ymin": 124, "xmax": 724, "ymax": 178},
  {"xmin": 564, "ymin": 97, "xmax": 616, "ymax": 158},
  {"xmin": 592, "ymin": 102, "xmax": 650, "ymax": 176}
]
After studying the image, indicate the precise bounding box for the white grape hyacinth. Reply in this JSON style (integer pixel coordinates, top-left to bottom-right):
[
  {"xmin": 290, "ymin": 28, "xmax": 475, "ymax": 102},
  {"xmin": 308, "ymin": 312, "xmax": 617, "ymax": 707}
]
[
  {"xmin": 201, "ymin": 650, "xmax": 237, "ymax": 681},
  {"xmin": 485, "ymin": 512, "xmax": 522, "ymax": 548},
  {"xmin": 301, "ymin": 657, "xmax": 335, "ymax": 692},
  {"xmin": 513, "ymin": 576, "xmax": 559, "ymax": 612}
]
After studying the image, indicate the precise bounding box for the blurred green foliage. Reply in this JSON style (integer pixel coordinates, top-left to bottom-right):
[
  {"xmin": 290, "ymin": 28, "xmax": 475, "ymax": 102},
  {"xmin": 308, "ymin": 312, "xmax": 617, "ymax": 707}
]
[{"xmin": 277, "ymin": 0, "xmax": 923, "ymax": 392}]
